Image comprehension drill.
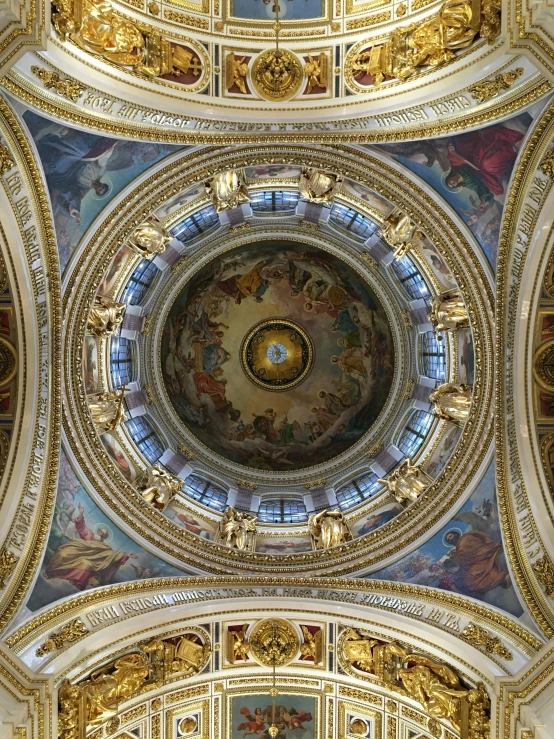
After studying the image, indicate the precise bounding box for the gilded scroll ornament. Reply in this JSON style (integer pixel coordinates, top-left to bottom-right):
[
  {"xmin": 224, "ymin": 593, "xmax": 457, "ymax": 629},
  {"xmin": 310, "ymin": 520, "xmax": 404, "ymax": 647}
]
[
  {"xmin": 429, "ymin": 383, "xmax": 472, "ymax": 425},
  {"xmin": 340, "ymin": 628, "xmax": 408, "ymax": 684},
  {"xmin": 141, "ymin": 632, "xmax": 210, "ymax": 680},
  {"xmin": 87, "ymin": 296, "xmax": 126, "ymax": 338},
  {"xmin": 346, "ymin": 0, "xmax": 491, "ymax": 88},
  {"xmin": 30, "ymin": 67, "xmax": 85, "ymax": 102},
  {"xmin": 468, "ymin": 68, "xmax": 523, "ymax": 103},
  {"xmin": 218, "ymin": 506, "xmax": 257, "ymax": 551},
  {"xmin": 36, "ymin": 618, "xmax": 88, "ymax": 657},
  {"xmin": 380, "ymin": 209, "xmax": 424, "ymax": 259},
  {"xmin": 227, "ymin": 624, "xmax": 250, "ymax": 663},
  {"xmin": 87, "ymin": 389, "xmax": 127, "ymax": 432},
  {"xmin": 460, "ymin": 623, "xmax": 512, "ymax": 660},
  {"xmin": 533, "ymin": 555, "xmax": 554, "ymax": 597},
  {"xmin": 298, "ymin": 168, "xmax": 342, "ymax": 203},
  {"xmin": 304, "ymin": 54, "xmax": 328, "ymax": 94},
  {"xmin": 226, "ymin": 52, "xmax": 249, "ymax": 94},
  {"xmin": 533, "ymin": 340, "xmax": 554, "ymax": 392},
  {"xmin": 539, "ymin": 149, "xmax": 554, "ymax": 180},
  {"xmin": 249, "ymin": 618, "xmax": 300, "ymax": 667},
  {"xmin": 0, "ymin": 144, "xmax": 14, "ymax": 175},
  {"xmin": 128, "ymin": 217, "xmax": 171, "ymax": 257},
  {"xmin": 378, "ymin": 459, "xmax": 430, "ymax": 506},
  {"xmin": 251, "ymin": 48, "xmax": 303, "ymax": 102},
  {"xmin": 206, "ymin": 170, "xmax": 251, "ymax": 213},
  {"xmin": 429, "ymin": 290, "xmax": 469, "ymax": 337},
  {"xmin": 0, "ymin": 547, "xmax": 17, "ymax": 588},
  {"xmin": 135, "ymin": 466, "xmax": 183, "ymax": 511},
  {"xmin": 308, "ymin": 509, "xmax": 352, "ymax": 550}
]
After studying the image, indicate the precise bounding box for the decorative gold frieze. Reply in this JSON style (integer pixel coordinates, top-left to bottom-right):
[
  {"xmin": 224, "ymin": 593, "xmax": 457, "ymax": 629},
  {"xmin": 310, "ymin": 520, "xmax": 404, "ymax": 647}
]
[
  {"xmin": 0, "ymin": 144, "xmax": 14, "ymax": 175},
  {"xmin": 403, "ymin": 379, "xmax": 414, "ymax": 400},
  {"xmin": 429, "ymin": 383, "xmax": 472, "ymax": 425},
  {"xmin": 237, "ymin": 478, "xmax": 258, "ymax": 490},
  {"xmin": 539, "ymin": 149, "xmax": 554, "ymax": 180},
  {"xmin": 460, "ymin": 623, "xmax": 513, "ymax": 660},
  {"xmin": 308, "ymin": 509, "xmax": 352, "ymax": 550},
  {"xmin": 136, "ymin": 466, "xmax": 183, "ymax": 511},
  {"xmin": 36, "ymin": 618, "xmax": 88, "ymax": 657},
  {"xmin": 305, "ymin": 477, "xmax": 325, "ymax": 489},
  {"xmin": 379, "ymin": 459, "xmax": 431, "ymax": 506},
  {"xmin": 31, "ymin": 67, "xmax": 86, "ymax": 102},
  {"xmin": 0, "ymin": 547, "xmax": 17, "ymax": 588},
  {"xmin": 346, "ymin": 11, "xmax": 391, "ymax": 30},
  {"xmin": 533, "ymin": 555, "xmax": 554, "ymax": 597},
  {"xmin": 468, "ymin": 68, "xmax": 524, "ymax": 103}
]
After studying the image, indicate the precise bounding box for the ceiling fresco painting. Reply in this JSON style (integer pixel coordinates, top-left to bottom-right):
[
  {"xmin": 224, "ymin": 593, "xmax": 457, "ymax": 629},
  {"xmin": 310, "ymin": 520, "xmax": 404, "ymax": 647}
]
[
  {"xmin": 26, "ymin": 448, "xmax": 188, "ymax": 613},
  {"xmin": 161, "ymin": 240, "xmax": 395, "ymax": 471},
  {"xmin": 20, "ymin": 109, "xmax": 184, "ymax": 273},
  {"xmin": 370, "ymin": 107, "xmax": 547, "ymax": 269},
  {"xmin": 371, "ymin": 459, "xmax": 526, "ymax": 619},
  {"xmin": 2, "ymin": 0, "xmax": 554, "ymax": 735}
]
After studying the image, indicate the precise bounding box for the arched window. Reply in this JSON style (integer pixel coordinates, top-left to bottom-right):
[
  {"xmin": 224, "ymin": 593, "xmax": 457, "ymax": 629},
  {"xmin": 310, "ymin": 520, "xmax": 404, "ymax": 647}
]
[
  {"xmin": 419, "ymin": 332, "xmax": 447, "ymax": 380},
  {"xmin": 110, "ymin": 336, "xmax": 135, "ymax": 387},
  {"xmin": 251, "ymin": 190, "xmax": 298, "ymax": 213},
  {"xmin": 329, "ymin": 203, "xmax": 376, "ymax": 241},
  {"xmin": 336, "ymin": 471, "xmax": 381, "ymax": 509},
  {"xmin": 120, "ymin": 259, "xmax": 159, "ymax": 306},
  {"xmin": 125, "ymin": 416, "xmax": 164, "ymax": 464},
  {"xmin": 171, "ymin": 205, "xmax": 219, "ymax": 243},
  {"xmin": 391, "ymin": 255, "xmax": 431, "ymax": 304},
  {"xmin": 183, "ymin": 474, "xmax": 228, "ymax": 512},
  {"xmin": 258, "ymin": 498, "xmax": 308, "ymax": 524},
  {"xmin": 397, "ymin": 410, "xmax": 434, "ymax": 458}
]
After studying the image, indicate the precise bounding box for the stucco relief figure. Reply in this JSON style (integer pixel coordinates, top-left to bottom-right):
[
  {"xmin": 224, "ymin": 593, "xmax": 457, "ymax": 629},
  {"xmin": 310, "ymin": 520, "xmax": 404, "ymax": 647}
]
[
  {"xmin": 341, "ymin": 628, "xmax": 408, "ymax": 683},
  {"xmin": 430, "ymin": 289, "xmax": 469, "ymax": 336},
  {"xmin": 128, "ymin": 217, "xmax": 171, "ymax": 257},
  {"xmin": 206, "ymin": 170, "xmax": 252, "ymax": 212},
  {"xmin": 429, "ymin": 383, "xmax": 472, "ymax": 425},
  {"xmin": 69, "ymin": 0, "xmax": 145, "ymax": 66},
  {"xmin": 304, "ymin": 54, "xmax": 328, "ymax": 94},
  {"xmin": 87, "ymin": 296, "xmax": 126, "ymax": 338},
  {"xmin": 308, "ymin": 509, "xmax": 352, "ymax": 550},
  {"xmin": 88, "ymin": 389, "xmax": 126, "ymax": 432},
  {"xmin": 219, "ymin": 506, "xmax": 257, "ymax": 551},
  {"xmin": 378, "ymin": 459, "xmax": 430, "ymax": 506},
  {"xmin": 380, "ymin": 208, "xmax": 424, "ymax": 259},
  {"xmin": 398, "ymin": 654, "xmax": 471, "ymax": 731},
  {"xmin": 80, "ymin": 653, "xmax": 150, "ymax": 724},
  {"xmin": 298, "ymin": 167, "xmax": 342, "ymax": 203},
  {"xmin": 135, "ymin": 466, "xmax": 183, "ymax": 511}
]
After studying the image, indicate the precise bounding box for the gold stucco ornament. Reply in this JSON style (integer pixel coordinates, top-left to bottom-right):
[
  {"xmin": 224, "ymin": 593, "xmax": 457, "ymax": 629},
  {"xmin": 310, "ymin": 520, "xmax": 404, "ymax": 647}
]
[
  {"xmin": 378, "ymin": 459, "xmax": 431, "ymax": 506},
  {"xmin": 429, "ymin": 383, "xmax": 472, "ymax": 425},
  {"xmin": 249, "ymin": 618, "xmax": 300, "ymax": 666},
  {"xmin": 217, "ymin": 506, "xmax": 257, "ymax": 551},
  {"xmin": 87, "ymin": 389, "xmax": 126, "ymax": 432},
  {"xmin": 298, "ymin": 167, "xmax": 342, "ymax": 204},
  {"xmin": 308, "ymin": 509, "xmax": 352, "ymax": 550},
  {"xmin": 430, "ymin": 289, "xmax": 470, "ymax": 338},
  {"xmin": 380, "ymin": 208, "xmax": 424, "ymax": 260},
  {"xmin": 135, "ymin": 465, "xmax": 183, "ymax": 511},
  {"xmin": 206, "ymin": 170, "xmax": 252, "ymax": 212},
  {"xmin": 251, "ymin": 48, "xmax": 303, "ymax": 102},
  {"xmin": 87, "ymin": 296, "xmax": 126, "ymax": 338}
]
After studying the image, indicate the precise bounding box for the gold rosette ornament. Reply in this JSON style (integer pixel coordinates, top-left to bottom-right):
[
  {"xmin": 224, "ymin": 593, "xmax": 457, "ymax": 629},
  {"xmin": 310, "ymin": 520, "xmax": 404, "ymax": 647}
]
[{"xmin": 251, "ymin": 48, "xmax": 303, "ymax": 102}]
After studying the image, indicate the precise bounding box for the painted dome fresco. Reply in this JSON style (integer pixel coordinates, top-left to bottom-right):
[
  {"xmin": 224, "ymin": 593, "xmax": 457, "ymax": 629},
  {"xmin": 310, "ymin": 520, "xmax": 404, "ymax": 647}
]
[{"xmin": 161, "ymin": 240, "xmax": 395, "ymax": 471}]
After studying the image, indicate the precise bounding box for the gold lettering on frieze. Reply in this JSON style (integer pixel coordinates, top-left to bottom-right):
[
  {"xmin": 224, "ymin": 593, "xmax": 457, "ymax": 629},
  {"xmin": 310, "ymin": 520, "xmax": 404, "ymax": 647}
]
[{"xmin": 430, "ymin": 95, "xmax": 472, "ymax": 116}]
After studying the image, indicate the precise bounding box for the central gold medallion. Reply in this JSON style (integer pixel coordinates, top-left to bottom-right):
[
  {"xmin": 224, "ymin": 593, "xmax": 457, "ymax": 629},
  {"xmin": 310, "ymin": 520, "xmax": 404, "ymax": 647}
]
[{"xmin": 241, "ymin": 318, "xmax": 314, "ymax": 391}]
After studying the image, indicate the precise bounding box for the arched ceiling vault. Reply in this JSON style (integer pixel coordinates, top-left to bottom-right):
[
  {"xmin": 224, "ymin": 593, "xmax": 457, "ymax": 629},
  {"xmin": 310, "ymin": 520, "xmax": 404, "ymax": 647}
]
[{"xmin": 1, "ymin": 2, "xmax": 554, "ymax": 738}]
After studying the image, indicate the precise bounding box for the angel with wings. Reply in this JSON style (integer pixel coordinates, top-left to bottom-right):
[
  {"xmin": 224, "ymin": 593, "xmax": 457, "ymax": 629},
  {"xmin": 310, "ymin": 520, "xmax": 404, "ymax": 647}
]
[{"xmin": 238, "ymin": 706, "xmax": 266, "ymax": 738}]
